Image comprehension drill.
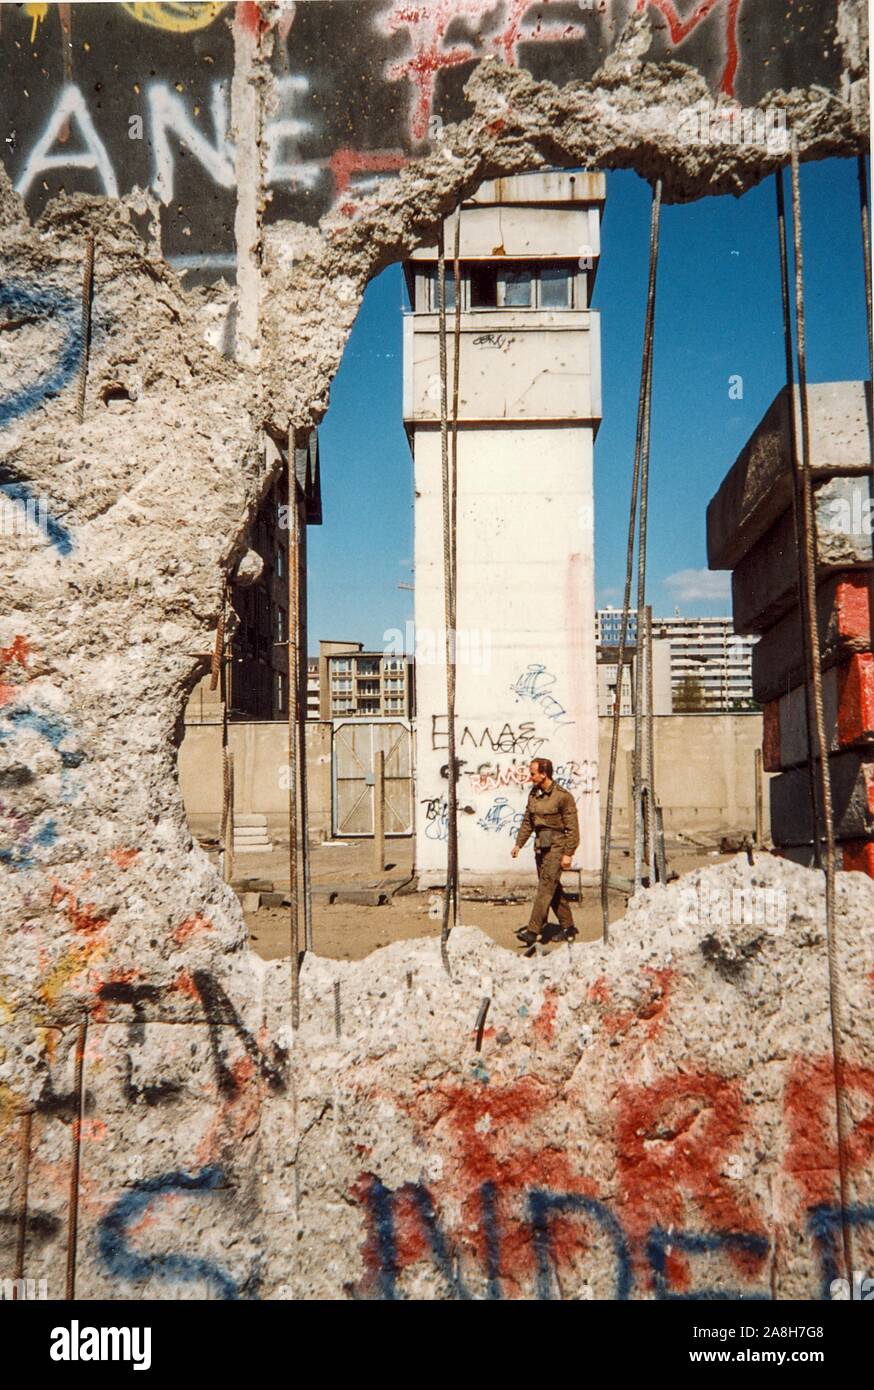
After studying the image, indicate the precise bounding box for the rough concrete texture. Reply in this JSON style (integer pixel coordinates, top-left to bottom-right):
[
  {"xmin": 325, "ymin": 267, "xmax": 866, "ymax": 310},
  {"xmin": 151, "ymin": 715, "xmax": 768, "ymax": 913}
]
[
  {"xmin": 763, "ymin": 653, "xmax": 874, "ymax": 771},
  {"xmin": 752, "ymin": 572, "xmax": 873, "ymax": 705},
  {"xmin": 0, "ymin": 5, "xmax": 871, "ymax": 1300},
  {"xmin": 771, "ymin": 751, "xmax": 874, "ymax": 847},
  {"xmin": 3, "ymin": 856, "xmax": 873, "ymax": 1299},
  {"xmin": 707, "ymin": 382, "xmax": 873, "ymax": 572},
  {"xmin": 732, "ymin": 477, "xmax": 874, "ymax": 634}
]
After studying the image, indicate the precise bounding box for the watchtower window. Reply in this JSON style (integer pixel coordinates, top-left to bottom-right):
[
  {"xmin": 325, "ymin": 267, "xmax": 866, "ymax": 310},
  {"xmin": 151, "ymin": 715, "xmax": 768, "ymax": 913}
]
[
  {"xmin": 469, "ymin": 264, "xmax": 498, "ymax": 307},
  {"xmin": 500, "ymin": 267, "xmax": 532, "ymax": 307}
]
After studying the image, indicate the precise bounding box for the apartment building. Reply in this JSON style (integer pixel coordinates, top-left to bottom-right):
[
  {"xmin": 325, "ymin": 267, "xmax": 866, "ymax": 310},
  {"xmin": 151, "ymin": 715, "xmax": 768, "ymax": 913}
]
[
  {"xmin": 596, "ymin": 607, "xmax": 757, "ymax": 711},
  {"xmin": 317, "ymin": 639, "xmax": 412, "ymax": 720}
]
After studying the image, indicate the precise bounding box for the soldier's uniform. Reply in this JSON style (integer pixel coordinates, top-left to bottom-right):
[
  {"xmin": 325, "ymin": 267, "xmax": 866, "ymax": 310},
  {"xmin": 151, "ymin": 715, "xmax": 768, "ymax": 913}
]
[{"xmin": 514, "ymin": 778, "xmax": 579, "ymax": 936}]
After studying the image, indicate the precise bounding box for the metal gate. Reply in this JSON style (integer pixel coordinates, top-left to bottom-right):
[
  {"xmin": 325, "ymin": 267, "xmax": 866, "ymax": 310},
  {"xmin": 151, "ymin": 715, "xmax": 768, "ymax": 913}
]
[{"xmin": 332, "ymin": 720, "xmax": 414, "ymax": 837}]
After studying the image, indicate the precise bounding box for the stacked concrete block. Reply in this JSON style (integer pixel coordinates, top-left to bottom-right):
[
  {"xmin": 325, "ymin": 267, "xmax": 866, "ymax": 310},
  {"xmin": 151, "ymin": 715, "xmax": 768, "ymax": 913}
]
[{"xmin": 707, "ymin": 381, "xmax": 874, "ymax": 875}]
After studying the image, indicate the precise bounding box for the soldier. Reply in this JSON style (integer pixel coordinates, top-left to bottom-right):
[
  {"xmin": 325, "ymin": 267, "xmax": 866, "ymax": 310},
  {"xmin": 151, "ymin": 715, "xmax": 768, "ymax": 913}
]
[{"xmin": 510, "ymin": 757, "xmax": 579, "ymax": 947}]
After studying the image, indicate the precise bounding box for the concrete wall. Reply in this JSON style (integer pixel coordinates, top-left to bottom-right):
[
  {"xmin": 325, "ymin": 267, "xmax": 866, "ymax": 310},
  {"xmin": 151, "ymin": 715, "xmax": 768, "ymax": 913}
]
[
  {"xmin": 1, "ymin": 0, "xmax": 866, "ymax": 1305},
  {"xmin": 180, "ymin": 719, "xmax": 333, "ymax": 843},
  {"xmin": 600, "ymin": 713, "xmax": 769, "ymax": 838},
  {"xmin": 412, "ymin": 423, "xmax": 600, "ymax": 883},
  {"xmin": 178, "ymin": 712, "xmax": 767, "ymax": 843}
]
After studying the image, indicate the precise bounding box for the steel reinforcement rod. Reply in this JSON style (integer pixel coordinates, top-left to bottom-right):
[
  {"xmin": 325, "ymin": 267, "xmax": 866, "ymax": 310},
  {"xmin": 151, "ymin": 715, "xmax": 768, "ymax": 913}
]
[
  {"xmin": 437, "ymin": 214, "xmax": 461, "ymax": 969},
  {"xmin": 65, "ymin": 1012, "xmax": 87, "ymax": 1300},
  {"xmin": 601, "ymin": 178, "xmax": 662, "ymax": 938},
  {"xmin": 789, "ymin": 133, "xmax": 855, "ymax": 1280}
]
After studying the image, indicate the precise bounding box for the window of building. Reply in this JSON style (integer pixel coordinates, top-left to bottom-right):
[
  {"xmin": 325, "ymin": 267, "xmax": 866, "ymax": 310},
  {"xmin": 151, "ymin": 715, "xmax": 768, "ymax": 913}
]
[
  {"xmin": 275, "ymin": 547, "xmax": 284, "ymax": 579},
  {"xmin": 276, "ymin": 608, "xmax": 286, "ymax": 643},
  {"xmin": 499, "ymin": 267, "xmax": 532, "ymax": 307},
  {"xmin": 539, "ymin": 265, "xmax": 573, "ymax": 308},
  {"xmin": 333, "ymin": 658, "xmax": 352, "ymax": 673},
  {"xmin": 357, "ymin": 657, "xmax": 381, "ymax": 676},
  {"xmin": 469, "ymin": 263, "xmax": 498, "ymax": 308},
  {"xmin": 427, "ymin": 267, "xmax": 457, "ymax": 311}
]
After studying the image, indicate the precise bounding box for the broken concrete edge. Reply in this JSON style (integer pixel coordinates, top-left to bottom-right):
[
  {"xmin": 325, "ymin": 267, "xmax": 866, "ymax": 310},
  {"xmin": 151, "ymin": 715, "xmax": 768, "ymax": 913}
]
[
  {"xmin": 751, "ymin": 572, "xmax": 873, "ymax": 704},
  {"xmin": 707, "ymin": 381, "xmax": 874, "ymax": 572}
]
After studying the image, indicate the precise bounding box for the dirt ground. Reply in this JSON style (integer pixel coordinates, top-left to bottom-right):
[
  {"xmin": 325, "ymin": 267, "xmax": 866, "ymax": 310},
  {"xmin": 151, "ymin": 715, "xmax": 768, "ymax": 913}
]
[{"xmin": 245, "ymin": 845, "xmax": 737, "ymax": 961}]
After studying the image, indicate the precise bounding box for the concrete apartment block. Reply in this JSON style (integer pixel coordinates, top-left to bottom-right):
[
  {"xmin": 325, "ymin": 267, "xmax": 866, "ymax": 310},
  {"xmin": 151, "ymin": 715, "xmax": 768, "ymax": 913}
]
[
  {"xmin": 707, "ymin": 380, "xmax": 873, "ymax": 570},
  {"xmin": 751, "ymin": 571, "xmax": 873, "ymax": 704}
]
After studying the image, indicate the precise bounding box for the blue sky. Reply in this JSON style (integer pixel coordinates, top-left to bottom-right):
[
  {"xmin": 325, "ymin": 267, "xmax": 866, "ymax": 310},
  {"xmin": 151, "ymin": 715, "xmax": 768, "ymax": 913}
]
[{"xmin": 308, "ymin": 156, "xmax": 871, "ymax": 654}]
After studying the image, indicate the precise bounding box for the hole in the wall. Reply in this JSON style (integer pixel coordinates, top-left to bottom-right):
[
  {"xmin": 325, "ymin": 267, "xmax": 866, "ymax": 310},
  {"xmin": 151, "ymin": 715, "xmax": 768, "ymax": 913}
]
[
  {"xmin": 99, "ymin": 380, "xmax": 136, "ymax": 407},
  {"xmin": 171, "ymin": 147, "xmax": 870, "ymax": 966}
]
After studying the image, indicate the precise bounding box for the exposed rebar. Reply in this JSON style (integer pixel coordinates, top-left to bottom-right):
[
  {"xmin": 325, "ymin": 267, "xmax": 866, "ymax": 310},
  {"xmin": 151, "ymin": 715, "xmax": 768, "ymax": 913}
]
[
  {"xmin": 789, "ymin": 134, "xmax": 854, "ymax": 1279},
  {"xmin": 65, "ymin": 1012, "xmax": 87, "ymax": 1300}
]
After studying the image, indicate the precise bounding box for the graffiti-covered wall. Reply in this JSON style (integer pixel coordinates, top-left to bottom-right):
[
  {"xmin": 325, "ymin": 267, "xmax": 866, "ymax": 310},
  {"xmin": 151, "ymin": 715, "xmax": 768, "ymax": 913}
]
[
  {"xmin": 0, "ymin": 0, "xmax": 870, "ymax": 1301},
  {"xmin": 0, "ymin": 0, "xmax": 865, "ymax": 281}
]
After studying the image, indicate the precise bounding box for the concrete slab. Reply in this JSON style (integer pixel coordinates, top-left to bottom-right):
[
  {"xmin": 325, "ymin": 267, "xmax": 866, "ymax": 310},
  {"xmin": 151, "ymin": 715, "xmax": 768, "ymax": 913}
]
[
  {"xmin": 762, "ymin": 654, "xmax": 874, "ymax": 770},
  {"xmin": 777, "ymin": 841, "xmax": 874, "ymax": 874},
  {"xmin": 732, "ymin": 475, "xmax": 874, "ymax": 634},
  {"xmin": 770, "ymin": 749, "xmax": 874, "ymax": 845},
  {"xmin": 707, "ymin": 380, "xmax": 873, "ymax": 570},
  {"xmin": 751, "ymin": 571, "xmax": 873, "ymax": 703}
]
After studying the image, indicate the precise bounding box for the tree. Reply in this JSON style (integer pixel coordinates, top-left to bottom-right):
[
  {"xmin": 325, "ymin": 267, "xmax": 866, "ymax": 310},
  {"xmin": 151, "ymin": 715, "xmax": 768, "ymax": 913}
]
[{"xmin": 674, "ymin": 675, "xmax": 706, "ymax": 712}]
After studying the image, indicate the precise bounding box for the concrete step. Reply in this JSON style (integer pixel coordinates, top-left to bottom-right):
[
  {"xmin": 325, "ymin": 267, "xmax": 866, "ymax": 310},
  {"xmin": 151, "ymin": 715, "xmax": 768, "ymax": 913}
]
[{"xmin": 234, "ymin": 814, "xmax": 269, "ymax": 828}]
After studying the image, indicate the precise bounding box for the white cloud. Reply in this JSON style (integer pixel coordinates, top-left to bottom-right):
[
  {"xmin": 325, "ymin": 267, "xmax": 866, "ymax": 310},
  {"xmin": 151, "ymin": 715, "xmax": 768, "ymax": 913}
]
[{"xmin": 663, "ymin": 568, "xmax": 731, "ymax": 604}]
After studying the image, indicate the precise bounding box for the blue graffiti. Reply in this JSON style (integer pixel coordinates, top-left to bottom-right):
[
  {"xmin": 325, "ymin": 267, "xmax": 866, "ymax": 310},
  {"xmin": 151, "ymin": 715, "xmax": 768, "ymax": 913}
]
[
  {"xmin": 509, "ymin": 664, "xmax": 575, "ymax": 727},
  {"xmin": 0, "ymin": 480, "xmax": 74, "ymax": 556},
  {"xmin": 476, "ymin": 795, "xmax": 524, "ymax": 838},
  {"xmin": 421, "ymin": 795, "xmax": 448, "ymax": 842},
  {"xmin": 97, "ymin": 1166, "xmax": 243, "ymax": 1300},
  {"xmin": 0, "ymin": 813, "xmax": 57, "ymax": 871},
  {"xmin": 0, "ymin": 705, "xmax": 85, "ymax": 766},
  {"xmin": 646, "ymin": 1226, "xmax": 770, "ymax": 1300},
  {"xmin": 0, "ymin": 282, "xmax": 82, "ymax": 427},
  {"xmin": 807, "ymin": 1204, "xmax": 874, "ymax": 1300},
  {"xmin": 357, "ymin": 1177, "xmax": 782, "ymax": 1300},
  {"xmin": 360, "ymin": 1177, "xmax": 472, "ymax": 1301},
  {"xmin": 529, "ymin": 1190, "xmax": 632, "ymax": 1301}
]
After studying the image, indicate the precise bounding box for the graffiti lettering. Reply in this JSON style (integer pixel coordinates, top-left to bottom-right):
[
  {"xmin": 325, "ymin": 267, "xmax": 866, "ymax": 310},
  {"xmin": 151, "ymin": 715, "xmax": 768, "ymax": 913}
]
[
  {"xmin": 509, "ymin": 665, "xmax": 574, "ymax": 727},
  {"xmin": 97, "ymin": 1166, "xmax": 244, "ymax": 1299}
]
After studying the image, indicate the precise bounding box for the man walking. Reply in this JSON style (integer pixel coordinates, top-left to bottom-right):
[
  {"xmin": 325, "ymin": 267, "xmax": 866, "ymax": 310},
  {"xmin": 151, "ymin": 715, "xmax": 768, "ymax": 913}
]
[{"xmin": 510, "ymin": 758, "xmax": 579, "ymax": 947}]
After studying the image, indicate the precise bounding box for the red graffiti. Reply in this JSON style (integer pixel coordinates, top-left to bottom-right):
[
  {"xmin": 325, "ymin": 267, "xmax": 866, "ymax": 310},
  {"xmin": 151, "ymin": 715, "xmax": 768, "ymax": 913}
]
[
  {"xmin": 49, "ymin": 877, "xmax": 108, "ymax": 935},
  {"xmin": 354, "ymin": 1073, "xmax": 598, "ymax": 1294},
  {"xmin": 380, "ymin": 0, "xmax": 587, "ymax": 142},
  {"xmin": 0, "ymin": 633, "xmax": 32, "ymax": 705},
  {"xmin": 174, "ymin": 912, "xmax": 213, "ymax": 946},
  {"xmin": 586, "ymin": 968, "xmax": 674, "ymax": 1041},
  {"xmin": 784, "ymin": 1057, "xmax": 874, "ymax": 1211},
  {"xmin": 616, "ymin": 1071, "xmax": 767, "ymax": 1291},
  {"xmin": 532, "ymin": 986, "xmax": 558, "ymax": 1043},
  {"xmin": 107, "ymin": 846, "xmax": 139, "ymax": 869},
  {"xmin": 636, "ymin": 0, "xmax": 742, "ymax": 96}
]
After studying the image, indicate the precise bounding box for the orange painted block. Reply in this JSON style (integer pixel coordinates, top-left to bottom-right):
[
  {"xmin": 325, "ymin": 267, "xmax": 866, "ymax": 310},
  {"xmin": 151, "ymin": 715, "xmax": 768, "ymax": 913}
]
[
  {"xmin": 762, "ymin": 700, "xmax": 782, "ymax": 773},
  {"xmin": 837, "ymin": 653, "xmax": 874, "ymax": 746},
  {"xmin": 840, "ymin": 841, "xmax": 874, "ymax": 877}
]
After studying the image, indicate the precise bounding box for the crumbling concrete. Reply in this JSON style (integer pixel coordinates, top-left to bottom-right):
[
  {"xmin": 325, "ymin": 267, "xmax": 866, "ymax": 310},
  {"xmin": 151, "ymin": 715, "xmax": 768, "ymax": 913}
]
[
  {"xmin": 1, "ymin": 3, "xmax": 871, "ymax": 1300},
  {"xmin": 3, "ymin": 856, "xmax": 872, "ymax": 1298}
]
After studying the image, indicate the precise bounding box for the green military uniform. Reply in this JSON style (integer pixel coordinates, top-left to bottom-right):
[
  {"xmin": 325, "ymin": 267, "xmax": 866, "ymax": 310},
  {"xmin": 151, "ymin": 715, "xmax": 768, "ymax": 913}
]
[{"xmin": 515, "ymin": 778, "xmax": 579, "ymax": 934}]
